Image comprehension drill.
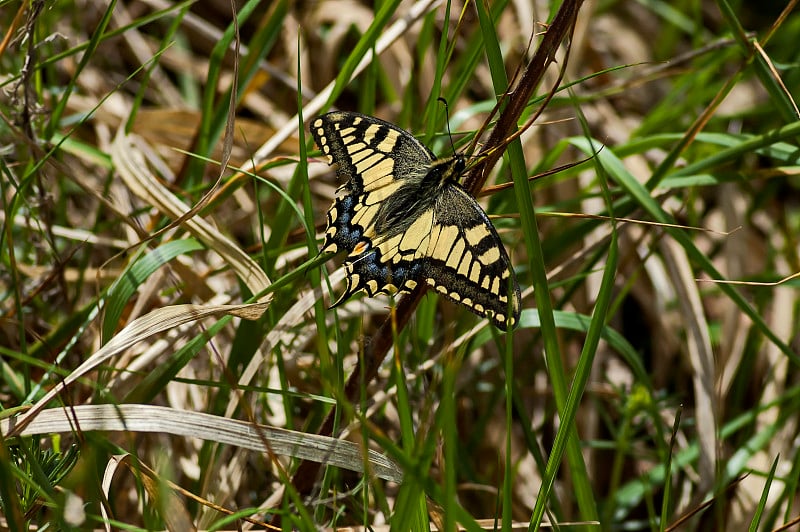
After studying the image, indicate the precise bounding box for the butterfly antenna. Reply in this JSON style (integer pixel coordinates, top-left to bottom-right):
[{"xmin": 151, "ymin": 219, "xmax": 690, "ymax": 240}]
[{"xmin": 437, "ymin": 97, "xmax": 458, "ymax": 157}]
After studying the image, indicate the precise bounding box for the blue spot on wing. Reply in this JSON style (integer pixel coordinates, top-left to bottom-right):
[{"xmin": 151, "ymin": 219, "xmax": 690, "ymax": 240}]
[
  {"xmin": 323, "ymin": 194, "xmax": 362, "ymax": 251},
  {"xmin": 330, "ymin": 244, "xmax": 424, "ymax": 307}
]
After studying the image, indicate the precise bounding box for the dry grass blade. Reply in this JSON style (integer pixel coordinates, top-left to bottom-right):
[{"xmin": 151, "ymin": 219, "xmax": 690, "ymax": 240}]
[
  {"xmin": 1, "ymin": 405, "xmax": 402, "ymax": 484},
  {"xmin": 111, "ymin": 131, "xmax": 271, "ymax": 298},
  {"xmin": 101, "ymin": 453, "xmax": 195, "ymax": 532},
  {"xmin": 660, "ymin": 238, "xmax": 716, "ymax": 489},
  {"xmin": 225, "ymin": 267, "xmax": 347, "ymax": 418},
  {"xmin": 5, "ymin": 302, "xmax": 268, "ymax": 437}
]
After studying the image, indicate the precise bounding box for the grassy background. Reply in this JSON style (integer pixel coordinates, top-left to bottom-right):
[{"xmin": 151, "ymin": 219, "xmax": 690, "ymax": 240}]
[{"xmin": 2, "ymin": 0, "xmax": 800, "ymax": 530}]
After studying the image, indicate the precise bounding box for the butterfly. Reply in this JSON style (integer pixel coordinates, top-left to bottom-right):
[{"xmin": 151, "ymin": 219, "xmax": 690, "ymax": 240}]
[{"xmin": 310, "ymin": 111, "xmax": 520, "ymax": 330}]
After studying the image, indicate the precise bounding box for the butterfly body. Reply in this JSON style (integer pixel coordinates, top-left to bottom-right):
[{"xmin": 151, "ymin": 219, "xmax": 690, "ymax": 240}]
[{"xmin": 311, "ymin": 111, "xmax": 520, "ymax": 330}]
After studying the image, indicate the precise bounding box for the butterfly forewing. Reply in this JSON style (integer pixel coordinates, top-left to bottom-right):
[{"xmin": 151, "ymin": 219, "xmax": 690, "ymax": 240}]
[{"xmin": 311, "ymin": 111, "xmax": 521, "ymax": 330}]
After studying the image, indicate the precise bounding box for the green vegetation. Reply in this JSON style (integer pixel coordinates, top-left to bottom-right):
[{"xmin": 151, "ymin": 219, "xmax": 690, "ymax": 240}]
[{"xmin": 1, "ymin": 0, "xmax": 799, "ymax": 529}]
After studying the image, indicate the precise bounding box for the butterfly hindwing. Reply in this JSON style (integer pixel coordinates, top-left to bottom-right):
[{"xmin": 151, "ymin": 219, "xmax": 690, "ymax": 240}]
[
  {"xmin": 424, "ymin": 185, "xmax": 521, "ymax": 329},
  {"xmin": 311, "ymin": 111, "xmax": 521, "ymax": 330}
]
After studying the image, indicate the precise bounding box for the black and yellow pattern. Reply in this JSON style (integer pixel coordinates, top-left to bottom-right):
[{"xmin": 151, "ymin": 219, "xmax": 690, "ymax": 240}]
[{"xmin": 311, "ymin": 111, "xmax": 520, "ymax": 330}]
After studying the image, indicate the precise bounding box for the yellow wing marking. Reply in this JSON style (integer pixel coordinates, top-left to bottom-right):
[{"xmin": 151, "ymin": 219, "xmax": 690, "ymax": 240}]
[
  {"xmin": 445, "ymin": 237, "xmax": 466, "ymax": 269},
  {"xmin": 363, "ymin": 210, "xmax": 433, "ymax": 267},
  {"xmin": 354, "ymin": 153, "xmax": 388, "ymax": 175},
  {"xmin": 399, "ymin": 212, "xmax": 434, "ymax": 254},
  {"xmin": 454, "ymin": 252, "xmax": 470, "ymax": 277}
]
